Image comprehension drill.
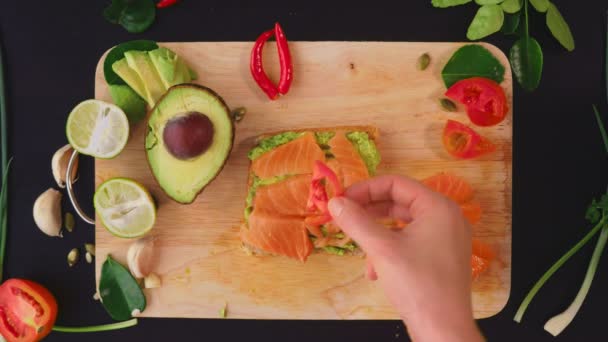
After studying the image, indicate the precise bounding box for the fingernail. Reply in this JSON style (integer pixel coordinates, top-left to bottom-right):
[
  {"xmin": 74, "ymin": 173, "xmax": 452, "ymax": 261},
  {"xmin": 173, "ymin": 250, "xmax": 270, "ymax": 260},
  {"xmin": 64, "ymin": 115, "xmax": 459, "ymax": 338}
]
[{"xmin": 328, "ymin": 197, "xmax": 345, "ymax": 218}]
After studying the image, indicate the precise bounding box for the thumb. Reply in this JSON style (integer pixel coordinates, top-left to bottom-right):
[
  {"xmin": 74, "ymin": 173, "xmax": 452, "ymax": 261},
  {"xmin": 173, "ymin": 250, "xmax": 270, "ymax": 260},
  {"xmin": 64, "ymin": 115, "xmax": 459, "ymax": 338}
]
[{"xmin": 328, "ymin": 197, "xmax": 395, "ymax": 254}]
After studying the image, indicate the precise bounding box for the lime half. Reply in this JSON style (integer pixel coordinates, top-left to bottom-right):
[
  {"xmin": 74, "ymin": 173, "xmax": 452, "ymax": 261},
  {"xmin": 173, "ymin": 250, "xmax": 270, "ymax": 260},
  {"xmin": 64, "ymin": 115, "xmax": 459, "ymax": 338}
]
[
  {"xmin": 94, "ymin": 178, "xmax": 156, "ymax": 238},
  {"xmin": 66, "ymin": 100, "xmax": 130, "ymax": 159}
]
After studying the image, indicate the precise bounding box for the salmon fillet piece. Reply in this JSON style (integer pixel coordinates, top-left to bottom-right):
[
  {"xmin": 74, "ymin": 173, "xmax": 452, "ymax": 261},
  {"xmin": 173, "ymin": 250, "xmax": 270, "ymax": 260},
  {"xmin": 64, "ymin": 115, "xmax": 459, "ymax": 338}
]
[
  {"xmin": 471, "ymin": 238, "xmax": 495, "ymax": 279},
  {"xmin": 253, "ymin": 174, "xmax": 311, "ymax": 217},
  {"xmin": 241, "ymin": 209, "xmax": 313, "ymax": 262},
  {"xmin": 251, "ymin": 132, "xmax": 325, "ymax": 178},
  {"xmin": 422, "ymin": 172, "xmax": 482, "ymax": 225},
  {"xmin": 328, "ymin": 131, "xmax": 369, "ymax": 188}
]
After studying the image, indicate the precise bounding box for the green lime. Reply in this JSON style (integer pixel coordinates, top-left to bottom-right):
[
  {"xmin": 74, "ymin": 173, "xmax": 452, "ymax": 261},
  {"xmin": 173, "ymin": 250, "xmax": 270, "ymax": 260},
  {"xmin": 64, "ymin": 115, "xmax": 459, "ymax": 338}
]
[
  {"xmin": 94, "ymin": 178, "xmax": 156, "ymax": 238},
  {"xmin": 66, "ymin": 99, "xmax": 130, "ymax": 159}
]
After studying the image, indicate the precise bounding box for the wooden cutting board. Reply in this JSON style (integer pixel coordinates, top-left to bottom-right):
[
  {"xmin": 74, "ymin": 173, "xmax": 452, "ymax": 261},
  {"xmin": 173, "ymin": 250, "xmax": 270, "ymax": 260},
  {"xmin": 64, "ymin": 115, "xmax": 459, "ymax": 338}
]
[{"xmin": 93, "ymin": 42, "xmax": 512, "ymax": 319}]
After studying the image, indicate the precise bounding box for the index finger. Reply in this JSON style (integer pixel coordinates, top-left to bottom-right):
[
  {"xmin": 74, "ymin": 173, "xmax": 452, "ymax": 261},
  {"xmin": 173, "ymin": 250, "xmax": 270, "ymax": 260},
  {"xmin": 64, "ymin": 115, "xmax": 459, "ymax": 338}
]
[{"xmin": 345, "ymin": 175, "xmax": 437, "ymax": 218}]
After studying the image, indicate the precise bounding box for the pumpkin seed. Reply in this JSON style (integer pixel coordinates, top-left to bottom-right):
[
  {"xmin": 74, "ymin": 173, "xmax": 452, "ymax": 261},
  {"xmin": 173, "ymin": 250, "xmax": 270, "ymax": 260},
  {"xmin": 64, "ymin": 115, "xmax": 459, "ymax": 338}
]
[
  {"xmin": 231, "ymin": 107, "xmax": 247, "ymax": 122},
  {"xmin": 85, "ymin": 243, "xmax": 95, "ymax": 256},
  {"xmin": 67, "ymin": 248, "xmax": 80, "ymax": 267},
  {"xmin": 417, "ymin": 53, "xmax": 431, "ymax": 71},
  {"xmin": 64, "ymin": 212, "xmax": 75, "ymax": 233},
  {"xmin": 439, "ymin": 98, "xmax": 458, "ymax": 112}
]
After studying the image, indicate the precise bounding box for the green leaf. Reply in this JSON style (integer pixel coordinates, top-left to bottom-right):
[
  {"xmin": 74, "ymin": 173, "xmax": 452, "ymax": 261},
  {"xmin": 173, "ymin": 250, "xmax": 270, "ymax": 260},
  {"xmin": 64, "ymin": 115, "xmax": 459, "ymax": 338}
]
[
  {"xmin": 475, "ymin": 0, "xmax": 503, "ymax": 4},
  {"xmin": 103, "ymin": 0, "xmax": 156, "ymax": 34},
  {"xmin": 441, "ymin": 44, "xmax": 506, "ymax": 87},
  {"xmin": 103, "ymin": 0, "xmax": 127, "ymax": 24},
  {"xmin": 431, "ymin": 0, "xmax": 472, "ymax": 8},
  {"xmin": 501, "ymin": 12, "xmax": 521, "ymax": 35},
  {"xmin": 501, "ymin": 0, "xmax": 522, "ymax": 13},
  {"xmin": 546, "ymin": 3, "xmax": 575, "ymax": 51},
  {"xmin": 99, "ymin": 255, "xmax": 146, "ymax": 321},
  {"xmin": 109, "ymin": 85, "xmax": 147, "ymax": 124},
  {"xmin": 529, "ymin": 0, "xmax": 549, "ymax": 12},
  {"xmin": 509, "ymin": 36, "xmax": 543, "ymax": 91},
  {"xmin": 467, "ymin": 5, "xmax": 505, "ymax": 40},
  {"xmin": 592, "ymin": 105, "xmax": 608, "ymax": 154},
  {"xmin": 104, "ymin": 40, "xmax": 158, "ymax": 86}
]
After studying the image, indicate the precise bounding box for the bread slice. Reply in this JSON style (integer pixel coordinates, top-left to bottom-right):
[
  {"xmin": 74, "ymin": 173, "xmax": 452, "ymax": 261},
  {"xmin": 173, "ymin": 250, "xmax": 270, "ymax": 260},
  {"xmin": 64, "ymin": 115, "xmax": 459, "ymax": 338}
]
[{"xmin": 241, "ymin": 126, "xmax": 379, "ymax": 260}]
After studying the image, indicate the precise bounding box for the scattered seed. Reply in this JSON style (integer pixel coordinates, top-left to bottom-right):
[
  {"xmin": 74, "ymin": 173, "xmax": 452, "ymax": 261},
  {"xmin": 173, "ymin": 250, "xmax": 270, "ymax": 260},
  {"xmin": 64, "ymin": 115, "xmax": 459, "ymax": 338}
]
[
  {"xmin": 231, "ymin": 107, "xmax": 247, "ymax": 123},
  {"xmin": 64, "ymin": 212, "xmax": 75, "ymax": 233},
  {"xmin": 417, "ymin": 53, "xmax": 431, "ymax": 71},
  {"xmin": 85, "ymin": 243, "xmax": 95, "ymax": 256},
  {"xmin": 439, "ymin": 98, "xmax": 458, "ymax": 112},
  {"xmin": 144, "ymin": 273, "xmax": 162, "ymax": 289},
  {"xmin": 219, "ymin": 302, "xmax": 228, "ymax": 318},
  {"xmin": 85, "ymin": 252, "xmax": 93, "ymax": 264},
  {"xmin": 67, "ymin": 248, "xmax": 80, "ymax": 267}
]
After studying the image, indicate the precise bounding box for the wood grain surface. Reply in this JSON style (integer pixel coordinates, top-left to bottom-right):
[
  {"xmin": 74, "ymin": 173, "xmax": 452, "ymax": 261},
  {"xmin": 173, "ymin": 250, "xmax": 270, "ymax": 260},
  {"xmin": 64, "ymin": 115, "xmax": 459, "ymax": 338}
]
[{"xmin": 93, "ymin": 42, "xmax": 512, "ymax": 319}]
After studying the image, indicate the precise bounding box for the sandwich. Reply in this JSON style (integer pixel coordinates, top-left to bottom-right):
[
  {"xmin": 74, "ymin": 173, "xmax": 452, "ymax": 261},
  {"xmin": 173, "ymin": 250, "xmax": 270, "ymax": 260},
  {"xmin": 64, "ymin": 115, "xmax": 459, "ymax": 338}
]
[{"xmin": 240, "ymin": 126, "xmax": 380, "ymax": 262}]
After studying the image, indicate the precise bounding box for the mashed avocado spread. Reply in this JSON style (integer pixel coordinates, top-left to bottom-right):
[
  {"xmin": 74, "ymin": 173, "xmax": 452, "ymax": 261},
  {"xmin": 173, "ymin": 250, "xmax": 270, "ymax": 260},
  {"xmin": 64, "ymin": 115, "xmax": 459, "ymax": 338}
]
[{"xmin": 346, "ymin": 132, "xmax": 380, "ymax": 175}]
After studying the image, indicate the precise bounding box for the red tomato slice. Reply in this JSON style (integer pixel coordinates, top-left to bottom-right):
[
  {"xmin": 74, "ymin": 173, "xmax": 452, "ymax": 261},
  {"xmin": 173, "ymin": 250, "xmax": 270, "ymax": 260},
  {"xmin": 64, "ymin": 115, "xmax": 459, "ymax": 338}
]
[
  {"xmin": 443, "ymin": 120, "xmax": 496, "ymax": 159},
  {"xmin": 0, "ymin": 279, "xmax": 57, "ymax": 342},
  {"xmin": 445, "ymin": 77, "xmax": 509, "ymax": 127},
  {"xmin": 306, "ymin": 160, "xmax": 344, "ymax": 214}
]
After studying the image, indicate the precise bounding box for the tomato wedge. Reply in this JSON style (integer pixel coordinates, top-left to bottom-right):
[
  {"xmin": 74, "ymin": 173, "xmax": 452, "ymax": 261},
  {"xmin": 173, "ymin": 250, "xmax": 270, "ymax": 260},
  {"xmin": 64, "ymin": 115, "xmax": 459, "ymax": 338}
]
[
  {"xmin": 305, "ymin": 161, "xmax": 344, "ymax": 234},
  {"xmin": 0, "ymin": 279, "xmax": 57, "ymax": 342},
  {"xmin": 443, "ymin": 120, "xmax": 496, "ymax": 159},
  {"xmin": 306, "ymin": 160, "xmax": 344, "ymax": 214},
  {"xmin": 445, "ymin": 77, "xmax": 509, "ymax": 127}
]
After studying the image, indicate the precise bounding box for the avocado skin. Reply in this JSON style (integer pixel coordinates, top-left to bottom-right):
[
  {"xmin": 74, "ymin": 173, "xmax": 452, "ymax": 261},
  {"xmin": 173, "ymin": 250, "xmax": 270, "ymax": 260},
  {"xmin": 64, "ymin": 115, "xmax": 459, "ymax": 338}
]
[{"xmin": 145, "ymin": 83, "xmax": 235, "ymax": 204}]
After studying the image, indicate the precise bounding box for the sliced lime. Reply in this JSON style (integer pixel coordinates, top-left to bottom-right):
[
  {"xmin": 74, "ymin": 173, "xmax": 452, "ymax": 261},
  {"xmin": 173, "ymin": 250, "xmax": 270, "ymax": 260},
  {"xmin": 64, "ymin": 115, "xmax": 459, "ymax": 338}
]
[
  {"xmin": 94, "ymin": 178, "xmax": 156, "ymax": 238},
  {"xmin": 66, "ymin": 100, "xmax": 129, "ymax": 159}
]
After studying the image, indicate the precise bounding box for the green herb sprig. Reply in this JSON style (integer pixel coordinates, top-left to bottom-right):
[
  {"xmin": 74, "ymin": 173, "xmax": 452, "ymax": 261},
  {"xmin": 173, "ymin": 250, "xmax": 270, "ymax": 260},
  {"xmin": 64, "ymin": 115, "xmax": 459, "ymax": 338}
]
[
  {"xmin": 432, "ymin": 0, "xmax": 575, "ymax": 91},
  {"xmin": 0, "ymin": 36, "xmax": 11, "ymax": 282},
  {"xmin": 104, "ymin": 0, "xmax": 156, "ymax": 34},
  {"xmin": 514, "ymin": 106, "xmax": 608, "ymax": 335}
]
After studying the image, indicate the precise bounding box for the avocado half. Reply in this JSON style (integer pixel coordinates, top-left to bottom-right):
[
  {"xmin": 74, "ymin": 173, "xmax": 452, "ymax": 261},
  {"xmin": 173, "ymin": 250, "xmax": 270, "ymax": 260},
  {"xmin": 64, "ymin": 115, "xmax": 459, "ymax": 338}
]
[{"xmin": 145, "ymin": 84, "xmax": 234, "ymax": 204}]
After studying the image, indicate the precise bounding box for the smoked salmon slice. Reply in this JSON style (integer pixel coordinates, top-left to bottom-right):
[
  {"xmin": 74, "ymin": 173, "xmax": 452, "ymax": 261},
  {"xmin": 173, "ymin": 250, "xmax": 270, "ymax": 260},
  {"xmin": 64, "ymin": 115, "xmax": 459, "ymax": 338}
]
[
  {"xmin": 422, "ymin": 172, "xmax": 482, "ymax": 225},
  {"xmin": 251, "ymin": 133, "xmax": 325, "ymax": 179},
  {"xmin": 328, "ymin": 131, "xmax": 370, "ymax": 188},
  {"xmin": 241, "ymin": 209, "xmax": 313, "ymax": 262},
  {"xmin": 253, "ymin": 175, "xmax": 311, "ymax": 217},
  {"xmin": 471, "ymin": 238, "xmax": 494, "ymax": 279}
]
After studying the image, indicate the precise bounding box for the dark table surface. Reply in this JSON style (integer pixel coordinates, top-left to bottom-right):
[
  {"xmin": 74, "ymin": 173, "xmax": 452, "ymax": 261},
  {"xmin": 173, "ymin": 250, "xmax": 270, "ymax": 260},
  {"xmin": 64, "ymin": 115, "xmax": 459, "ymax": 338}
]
[{"xmin": 1, "ymin": 1, "xmax": 607, "ymax": 341}]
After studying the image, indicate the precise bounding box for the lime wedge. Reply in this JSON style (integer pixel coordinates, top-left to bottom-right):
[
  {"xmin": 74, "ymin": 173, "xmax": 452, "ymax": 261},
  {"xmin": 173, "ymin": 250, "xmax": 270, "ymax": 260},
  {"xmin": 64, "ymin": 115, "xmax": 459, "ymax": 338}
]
[
  {"xmin": 94, "ymin": 178, "xmax": 156, "ymax": 238},
  {"xmin": 66, "ymin": 100, "xmax": 130, "ymax": 159}
]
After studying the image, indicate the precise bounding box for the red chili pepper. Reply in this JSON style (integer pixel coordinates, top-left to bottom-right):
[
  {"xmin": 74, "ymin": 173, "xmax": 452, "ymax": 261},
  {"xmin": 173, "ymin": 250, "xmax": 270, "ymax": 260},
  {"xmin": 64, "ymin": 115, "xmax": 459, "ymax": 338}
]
[
  {"xmin": 250, "ymin": 29, "xmax": 280, "ymax": 100},
  {"xmin": 157, "ymin": 0, "xmax": 179, "ymax": 8},
  {"xmin": 250, "ymin": 23, "xmax": 294, "ymax": 100},
  {"xmin": 274, "ymin": 22, "xmax": 293, "ymax": 95}
]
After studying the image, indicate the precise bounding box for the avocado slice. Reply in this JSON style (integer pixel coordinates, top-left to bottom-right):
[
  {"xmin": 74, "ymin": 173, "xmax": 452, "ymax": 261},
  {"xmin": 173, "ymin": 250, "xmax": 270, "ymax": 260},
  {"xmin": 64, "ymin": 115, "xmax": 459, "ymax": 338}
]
[
  {"xmin": 124, "ymin": 51, "xmax": 167, "ymax": 106},
  {"xmin": 145, "ymin": 84, "xmax": 234, "ymax": 204},
  {"xmin": 149, "ymin": 47, "xmax": 193, "ymax": 89},
  {"xmin": 112, "ymin": 59, "xmax": 148, "ymax": 102}
]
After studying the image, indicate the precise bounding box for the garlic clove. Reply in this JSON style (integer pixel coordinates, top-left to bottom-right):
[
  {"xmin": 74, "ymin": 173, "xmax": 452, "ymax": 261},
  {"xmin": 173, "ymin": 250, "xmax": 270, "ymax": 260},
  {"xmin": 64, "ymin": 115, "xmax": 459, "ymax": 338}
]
[
  {"xmin": 33, "ymin": 188, "xmax": 62, "ymax": 237},
  {"xmin": 52, "ymin": 144, "xmax": 78, "ymax": 188},
  {"xmin": 127, "ymin": 237, "xmax": 155, "ymax": 278},
  {"xmin": 144, "ymin": 272, "xmax": 161, "ymax": 289}
]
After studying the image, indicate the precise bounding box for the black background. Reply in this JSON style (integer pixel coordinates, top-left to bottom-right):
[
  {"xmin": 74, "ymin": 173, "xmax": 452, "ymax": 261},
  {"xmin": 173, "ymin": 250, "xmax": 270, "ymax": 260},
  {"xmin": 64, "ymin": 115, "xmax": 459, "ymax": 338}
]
[{"xmin": 0, "ymin": 1, "xmax": 607, "ymax": 341}]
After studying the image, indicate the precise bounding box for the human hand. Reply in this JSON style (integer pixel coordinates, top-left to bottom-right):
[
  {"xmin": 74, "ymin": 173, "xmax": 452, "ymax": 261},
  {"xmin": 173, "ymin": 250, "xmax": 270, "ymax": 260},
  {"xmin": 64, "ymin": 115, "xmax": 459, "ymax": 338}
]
[{"xmin": 328, "ymin": 175, "xmax": 483, "ymax": 342}]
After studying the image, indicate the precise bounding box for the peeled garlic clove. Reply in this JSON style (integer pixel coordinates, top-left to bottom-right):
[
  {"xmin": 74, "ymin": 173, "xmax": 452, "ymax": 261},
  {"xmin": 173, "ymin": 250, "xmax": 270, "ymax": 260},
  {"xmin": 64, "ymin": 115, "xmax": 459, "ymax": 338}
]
[
  {"xmin": 33, "ymin": 188, "xmax": 62, "ymax": 237},
  {"xmin": 127, "ymin": 237, "xmax": 155, "ymax": 278},
  {"xmin": 52, "ymin": 144, "xmax": 78, "ymax": 188},
  {"xmin": 144, "ymin": 272, "xmax": 161, "ymax": 289}
]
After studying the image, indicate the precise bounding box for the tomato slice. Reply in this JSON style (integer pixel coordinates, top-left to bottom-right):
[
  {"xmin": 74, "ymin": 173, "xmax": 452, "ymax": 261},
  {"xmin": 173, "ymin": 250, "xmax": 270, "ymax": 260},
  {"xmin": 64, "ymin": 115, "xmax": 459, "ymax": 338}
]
[
  {"xmin": 445, "ymin": 77, "xmax": 509, "ymax": 127},
  {"xmin": 0, "ymin": 279, "xmax": 57, "ymax": 342},
  {"xmin": 443, "ymin": 120, "xmax": 496, "ymax": 159},
  {"xmin": 306, "ymin": 160, "xmax": 344, "ymax": 214}
]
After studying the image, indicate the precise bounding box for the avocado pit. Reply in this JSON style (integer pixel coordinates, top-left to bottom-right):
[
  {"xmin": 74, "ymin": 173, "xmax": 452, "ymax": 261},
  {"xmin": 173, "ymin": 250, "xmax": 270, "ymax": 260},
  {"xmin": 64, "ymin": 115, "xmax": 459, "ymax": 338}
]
[{"xmin": 163, "ymin": 112, "xmax": 214, "ymax": 160}]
